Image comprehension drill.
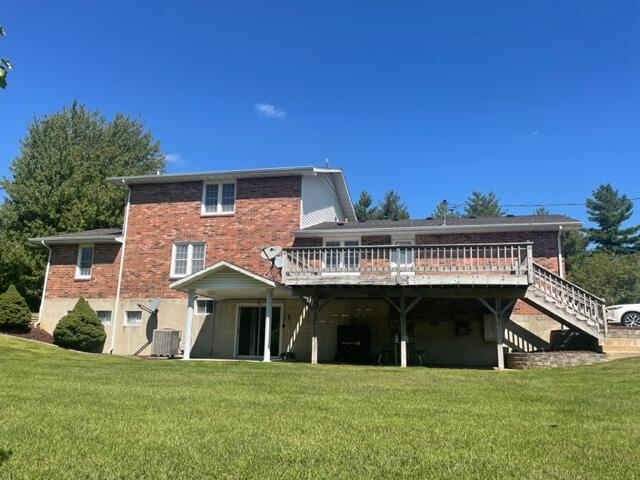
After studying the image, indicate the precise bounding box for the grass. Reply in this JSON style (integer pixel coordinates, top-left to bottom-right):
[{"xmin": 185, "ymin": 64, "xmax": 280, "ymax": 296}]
[{"xmin": 1, "ymin": 336, "xmax": 639, "ymax": 480}]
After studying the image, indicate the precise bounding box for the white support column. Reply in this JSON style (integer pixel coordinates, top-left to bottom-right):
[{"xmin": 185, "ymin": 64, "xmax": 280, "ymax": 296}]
[
  {"xmin": 182, "ymin": 289, "xmax": 195, "ymax": 360},
  {"xmin": 495, "ymin": 298, "xmax": 505, "ymax": 370},
  {"xmin": 557, "ymin": 226, "xmax": 565, "ymax": 278},
  {"xmin": 311, "ymin": 294, "xmax": 319, "ymax": 365},
  {"xmin": 263, "ymin": 289, "xmax": 273, "ymax": 362},
  {"xmin": 400, "ymin": 291, "xmax": 407, "ymax": 368}
]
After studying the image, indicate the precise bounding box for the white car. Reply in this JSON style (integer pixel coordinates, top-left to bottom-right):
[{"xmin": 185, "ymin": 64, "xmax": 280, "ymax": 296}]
[{"xmin": 606, "ymin": 304, "xmax": 640, "ymax": 328}]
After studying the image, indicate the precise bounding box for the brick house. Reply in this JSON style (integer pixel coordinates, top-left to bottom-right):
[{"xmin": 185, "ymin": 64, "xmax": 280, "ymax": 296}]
[{"xmin": 31, "ymin": 165, "xmax": 607, "ymax": 368}]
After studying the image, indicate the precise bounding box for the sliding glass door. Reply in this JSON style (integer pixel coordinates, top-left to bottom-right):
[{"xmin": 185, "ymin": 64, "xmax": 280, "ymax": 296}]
[{"xmin": 236, "ymin": 305, "xmax": 281, "ymax": 357}]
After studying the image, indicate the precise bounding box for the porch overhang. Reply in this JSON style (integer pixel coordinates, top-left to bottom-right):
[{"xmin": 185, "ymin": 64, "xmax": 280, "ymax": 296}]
[{"xmin": 169, "ymin": 260, "xmax": 292, "ymax": 300}]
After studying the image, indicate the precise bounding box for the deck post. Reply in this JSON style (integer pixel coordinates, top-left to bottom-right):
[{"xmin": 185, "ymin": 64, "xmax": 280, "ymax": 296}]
[
  {"xmin": 182, "ymin": 289, "xmax": 195, "ymax": 360},
  {"xmin": 263, "ymin": 288, "xmax": 273, "ymax": 362},
  {"xmin": 311, "ymin": 293, "xmax": 319, "ymax": 364},
  {"xmin": 495, "ymin": 298, "xmax": 505, "ymax": 370},
  {"xmin": 400, "ymin": 290, "xmax": 407, "ymax": 368}
]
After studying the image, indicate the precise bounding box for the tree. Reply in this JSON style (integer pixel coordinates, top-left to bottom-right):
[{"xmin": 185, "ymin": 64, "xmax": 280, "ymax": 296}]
[
  {"xmin": 585, "ymin": 184, "xmax": 639, "ymax": 253},
  {"xmin": 353, "ymin": 190, "xmax": 378, "ymax": 221},
  {"xmin": 53, "ymin": 298, "xmax": 106, "ymax": 352},
  {"xmin": 0, "ymin": 25, "xmax": 12, "ymax": 89},
  {"xmin": 431, "ymin": 200, "xmax": 462, "ymax": 219},
  {"xmin": 374, "ymin": 190, "xmax": 409, "ymax": 221},
  {"xmin": 561, "ymin": 230, "xmax": 588, "ymax": 272},
  {"xmin": 533, "ymin": 207, "xmax": 550, "ymax": 215},
  {"xmin": 568, "ymin": 252, "xmax": 640, "ymax": 305},
  {"xmin": 0, "ymin": 102, "xmax": 165, "ymax": 306},
  {"xmin": 0, "ymin": 285, "xmax": 31, "ymax": 331},
  {"xmin": 464, "ymin": 191, "xmax": 506, "ymax": 217}
]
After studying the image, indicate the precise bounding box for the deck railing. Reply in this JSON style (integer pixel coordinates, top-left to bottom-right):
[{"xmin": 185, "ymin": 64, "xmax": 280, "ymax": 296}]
[
  {"xmin": 282, "ymin": 243, "xmax": 533, "ymax": 280},
  {"xmin": 530, "ymin": 263, "xmax": 607, "ymax": 334}
]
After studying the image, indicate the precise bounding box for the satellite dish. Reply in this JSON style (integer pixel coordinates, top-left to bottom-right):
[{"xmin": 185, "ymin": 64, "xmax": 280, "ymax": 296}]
[
  {"xmin": 274, "ymin": 256, "xmax": 284, "ymax": 269},
  {"xmin": 260, "ymin": 246, "xmax": 282, "ymax": 260},
  {"xmin": 149, "ymin": 297, "xmax": 161, "ymax": 312}
]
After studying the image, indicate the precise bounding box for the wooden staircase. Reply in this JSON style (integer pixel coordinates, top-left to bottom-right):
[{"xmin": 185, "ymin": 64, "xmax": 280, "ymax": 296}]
[{"xmin": 523, "ymin": 263, "xmax": 607, "ymax": 339}]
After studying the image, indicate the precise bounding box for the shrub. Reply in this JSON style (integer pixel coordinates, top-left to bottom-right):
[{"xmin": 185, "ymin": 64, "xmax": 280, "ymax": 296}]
[
  {"xmin": 0, "ymin": 285, "xmax": 32, "ymax": 331},
  {"xmin": 53, "ymin": 298, "xmax": 106, "ymax": 352}
]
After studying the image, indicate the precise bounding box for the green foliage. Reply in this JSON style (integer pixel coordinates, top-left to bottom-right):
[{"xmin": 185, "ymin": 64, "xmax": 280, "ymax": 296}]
[
  {"xmin": 568, "ymin": 252, "xmax": 640, "ymax": 305},
  {"xmin": 0, "ymin": 25, "xmax": 12, "ymax": 89},
  {"xmin": 53, "ymin": 298, "xmax": 106, "ymax": 352},
  {"xmin": 464, "ymin": 191, "xmax": 506, "ymax": 217},
  {"xmin": 430, "ymin": 200, "xmax": 461, "ymax": 219},
  {"xmin": 0, "ymin": 101, "xmax": 165, "ymax": 305},
  {"xmin": 585, "ymin": 184, "xmax": 638, "ymax": 253},
  {"xmin": 373, "ymin": 190, "xmax": 409, "ymax": 220},
  {"xmin": 0, "ymin": 285, "xmax": 31, "ymax": 331},
  {"xmin": 533, "ymin": 207, "xmax": 550, "ymax": 215},
  {"xmin": 353, "ymin": 190, "xmax": 377, "ymax": 221},
  {"xmin": 561, "ymin": 229, "xmax": 589, "ymax": 272}
]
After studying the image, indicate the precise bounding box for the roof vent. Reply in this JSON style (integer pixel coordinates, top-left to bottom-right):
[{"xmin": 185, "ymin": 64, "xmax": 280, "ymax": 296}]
[
  {"xmin": 506, "ymin": 214, "xmax": 515, "ymax": 217},
  {"xmin": 336, "ymin": 220, "xmax": 345, "ymax": 226},
  {"xmin": 426, "ymin": 216, "xmax": 433, "ymax": 220},
  {"xmin": 467, "ymin": 215, "xmax": 476, "ymax": 219}
]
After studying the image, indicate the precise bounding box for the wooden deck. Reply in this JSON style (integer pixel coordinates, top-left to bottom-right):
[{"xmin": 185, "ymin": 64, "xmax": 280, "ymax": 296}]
[{"xmin": 282, "ymin": 243, "xmax": 533, "ymax": 287}]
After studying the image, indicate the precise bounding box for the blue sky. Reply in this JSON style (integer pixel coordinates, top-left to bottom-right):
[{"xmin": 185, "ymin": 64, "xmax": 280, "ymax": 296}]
[{"xmin": 2, "ymin": 1, "xmax": 639, "ymax": 224}]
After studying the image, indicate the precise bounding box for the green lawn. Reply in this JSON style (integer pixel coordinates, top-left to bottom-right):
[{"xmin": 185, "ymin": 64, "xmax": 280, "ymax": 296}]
[{"xmin": 1, "ymin": 336, "xmax": 639, "ymax": 480}]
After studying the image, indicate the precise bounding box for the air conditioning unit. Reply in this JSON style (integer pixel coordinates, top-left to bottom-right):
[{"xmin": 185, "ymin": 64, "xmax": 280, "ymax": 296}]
[{"xmin": 151, "ymin": 329, "xmax": 181, "ymax": 357}]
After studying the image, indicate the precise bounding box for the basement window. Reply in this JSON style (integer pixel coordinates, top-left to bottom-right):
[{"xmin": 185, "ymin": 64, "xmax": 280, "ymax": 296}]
[
  {"xmin": 96, "ymin": 310, "xmax": 112, "ymax": 325},
  {"xmin": 202, "ymin": 182, "xmax": 236, "ymax": 215},
  {"xmin": 196, "ymin": 299, "xmax": 214, "ymax": 315},
  {"xmin": 124, "ymin": 310, "xmax": 142, "ymax": 326},
  {"xmin": 171, "ymin": 242, "xmax": 206, "ymax": 278},
  {"xmin": 75, "ymin": 245, "xmax": 94, "ymax": 279}
]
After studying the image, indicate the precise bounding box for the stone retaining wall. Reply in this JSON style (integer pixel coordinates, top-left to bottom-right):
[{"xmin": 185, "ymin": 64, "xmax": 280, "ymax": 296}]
[{"xmin": 506, "ymin": 351, "xmax": 608, "ymax": 369}]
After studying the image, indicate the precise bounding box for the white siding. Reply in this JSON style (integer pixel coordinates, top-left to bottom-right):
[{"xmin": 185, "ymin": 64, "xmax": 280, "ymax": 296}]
[{"xmin": 300, "ymin": 174, "xmax": 346, "ymax": 228}]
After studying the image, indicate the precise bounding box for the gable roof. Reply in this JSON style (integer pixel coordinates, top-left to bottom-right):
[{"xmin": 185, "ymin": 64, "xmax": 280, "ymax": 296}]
[
  {"xmin": 29, "ymin": 228, "xmax": 123, "ymax": 245},
  {"xmin": 106, "ymin": 165, "xmax": 357, "ymax": 223},
  {"xmin": 297, "ymin": 214, "xmax": 581, "ymax": 235}
]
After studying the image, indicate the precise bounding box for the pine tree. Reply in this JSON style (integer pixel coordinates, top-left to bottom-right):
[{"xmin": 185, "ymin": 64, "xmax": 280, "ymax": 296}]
[
  {"xmin": 353, "ymin": 190, "xmax": 378, "ymax": 221},
  {"xmin": 374, "ymin": 190, "xmax": 410, "ymax": 220},
  {"xmin": 464, "ymin": 191, "xmax": 506, "ymax": 217},
  {"xmin": 431, "ymin": 200, "xmax": 462, "ymax": 219},
  {"xmin": 0, "ymin": 102, "xmax": 165, "ymax": 305},
  {"xmin": 534, "ymin": 207, "xmax": 550, "ymax": 215},
  {"xmin": 53, "ymin": 297, "xmax": 106, "ymax": 352},
  {"xmin": 0, "ymin": 284, "xmax": 32, "ymax": 331},
  {"xmin": 586, "ymin": 184, "xmax": 639, "ymax": 253}
]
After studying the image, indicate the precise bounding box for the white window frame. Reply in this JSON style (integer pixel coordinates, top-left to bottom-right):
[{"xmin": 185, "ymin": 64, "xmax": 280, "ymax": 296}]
[
  {"xmin": 323, "ymin": 239, "xmax": 360, "ymax": 274},
  {"xmin": 201, "ymin": 181, "xmax": 236, "ymax": 216},
  {"xmin": 75, "ymin": 244, "xmax": 95, "ymax": 280},
  {"xmin": 233, "ymin": 302, "xmax": 285, "ymax": 359},
  {"xmin": 170, "ymin": 242, "xmax": 206, "ymax": 278},
  {"xmin": 124, "ymin": 310, "xmax": 143, "ymax": 326},
  {"xmin": 96, "ymin": 310, "xmax": 112, "ymax": 325},
  {"xmin": 196, "ymin": 299, "xmax": 215, "ymax": 315},
  {"xmin": 391, "ymin": 238, "xmax": 415, "ymax": 274}
]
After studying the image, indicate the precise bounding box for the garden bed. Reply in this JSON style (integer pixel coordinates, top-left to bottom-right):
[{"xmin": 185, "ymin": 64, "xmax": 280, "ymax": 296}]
[{"xmin": 1, "ymin": 326, "xmax": 54, "ymax": 344}]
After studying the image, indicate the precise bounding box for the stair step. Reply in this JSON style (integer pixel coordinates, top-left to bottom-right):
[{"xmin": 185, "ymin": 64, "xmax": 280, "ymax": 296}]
[
  {"xmin": 601, "ymin": 344, "xmax": 640, "ymax": 353},
  {"xmin": 600, "ymin": 338, "xmax": 640, "ymax": 347},
  {"xmin": 606, "ymin": 352, "xmax": 640, "ymax": 360}
]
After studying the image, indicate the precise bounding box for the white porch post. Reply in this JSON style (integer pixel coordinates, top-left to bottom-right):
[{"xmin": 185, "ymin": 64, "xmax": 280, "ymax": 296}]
[
  {"xmin": 263, "ymin": 288, "xmax": 273, "ymax": 362},
  {"xmin": 495, "ymin": 298, "xmax": 505, "ymax": 370},
  {"xmin": 311, "ymin": 294, "xmax": 319, "ymax": 364},
  {"xmin": 182, "ymin": 289, "xmax": 195, "ymax": 360},
  {"xmin": 400, "ymin": 290, "xmax": 407, "ymax": 368}
]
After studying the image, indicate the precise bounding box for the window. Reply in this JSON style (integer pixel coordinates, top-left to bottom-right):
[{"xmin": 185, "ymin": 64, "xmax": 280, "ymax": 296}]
[
  {"xmin": 324, "ymin": 239, "xmax": 360, "ymax": 270},
  {"xmin": 391, "ymin": 241, "xmax": 415, "ymax": 269},
  {"xmin": 75, "ymin": 245, "xmax": 94, "ymax": 279},
  {"xmin": 96, "ymin": 310, "xmax": 112, "ymax": 325},
  {"xmin": 202, "ymin": 182, "xmax": 236, "ymax": 215},
  {"xmin": 124, "ymin": 310, "xmax": 142, "ymax": 326},
  {"xmin": 196, "ymin": 299, "xmax": 214, "ymax": 315},
  {"xmin": 171, "ymin": 242, "xmax": 206, "ymax": 278}
]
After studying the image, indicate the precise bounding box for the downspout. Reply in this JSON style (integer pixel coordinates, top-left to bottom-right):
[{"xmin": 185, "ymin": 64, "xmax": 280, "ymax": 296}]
[
  {"xmin": 557, "ymin": 226, "xmax": 565, "ymax": 278},
  {"xmin": 109, "ymin": 183, "xmax": 131, "ymax": 354},
  {"xmin": 35, "ymin": 241, "xmax": 52, "ymax": 328}
]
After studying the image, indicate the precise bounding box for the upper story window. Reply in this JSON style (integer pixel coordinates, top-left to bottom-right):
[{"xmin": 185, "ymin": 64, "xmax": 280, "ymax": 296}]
[
  {"xmin": 202, "ymin": 182, "xmax": 236, "ymax": 215},
  {"xmin": 325, "ymin": 239, "xmax": 360, "ymax": 269},
  {"xmin": 171, "ymin": 242, "xmax": 206, "ymax": 278},
  {"xmin": 75, "ymin": 245, "xmax": 94, "ymax": 279}
]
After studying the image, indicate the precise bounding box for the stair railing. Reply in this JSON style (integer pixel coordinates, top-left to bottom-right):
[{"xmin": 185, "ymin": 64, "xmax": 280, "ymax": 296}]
[{"xmin": 531, "ymin": 263, "xmax": 607, "ymax": 335}]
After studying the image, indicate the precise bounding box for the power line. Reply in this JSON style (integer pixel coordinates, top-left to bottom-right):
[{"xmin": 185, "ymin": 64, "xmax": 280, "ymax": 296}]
[{"xmin": 446, "ymin": 197, "xmax": 640, "ymax": 210}]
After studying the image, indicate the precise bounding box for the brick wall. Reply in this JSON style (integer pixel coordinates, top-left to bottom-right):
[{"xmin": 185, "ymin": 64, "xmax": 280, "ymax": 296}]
[
  {"xmin": 361, "ymin": 235, "xmax": 391, "ymax": 245},
  {"xmin": 292, "ymin": 237, "xmax": 322, "ymax": 247},
  {"xmin": 46, "ymin": 244, "xmax": 122, "ymax": 299},
  {"xmin": 120, "ymin": 176, "xmax": 302, "ymax": 298}
]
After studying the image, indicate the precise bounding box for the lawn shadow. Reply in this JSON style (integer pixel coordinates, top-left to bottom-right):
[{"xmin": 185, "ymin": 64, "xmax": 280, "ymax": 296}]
[{"xmin": 0, "ymin": 448, "xmax": 13, "ymax": 466}]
